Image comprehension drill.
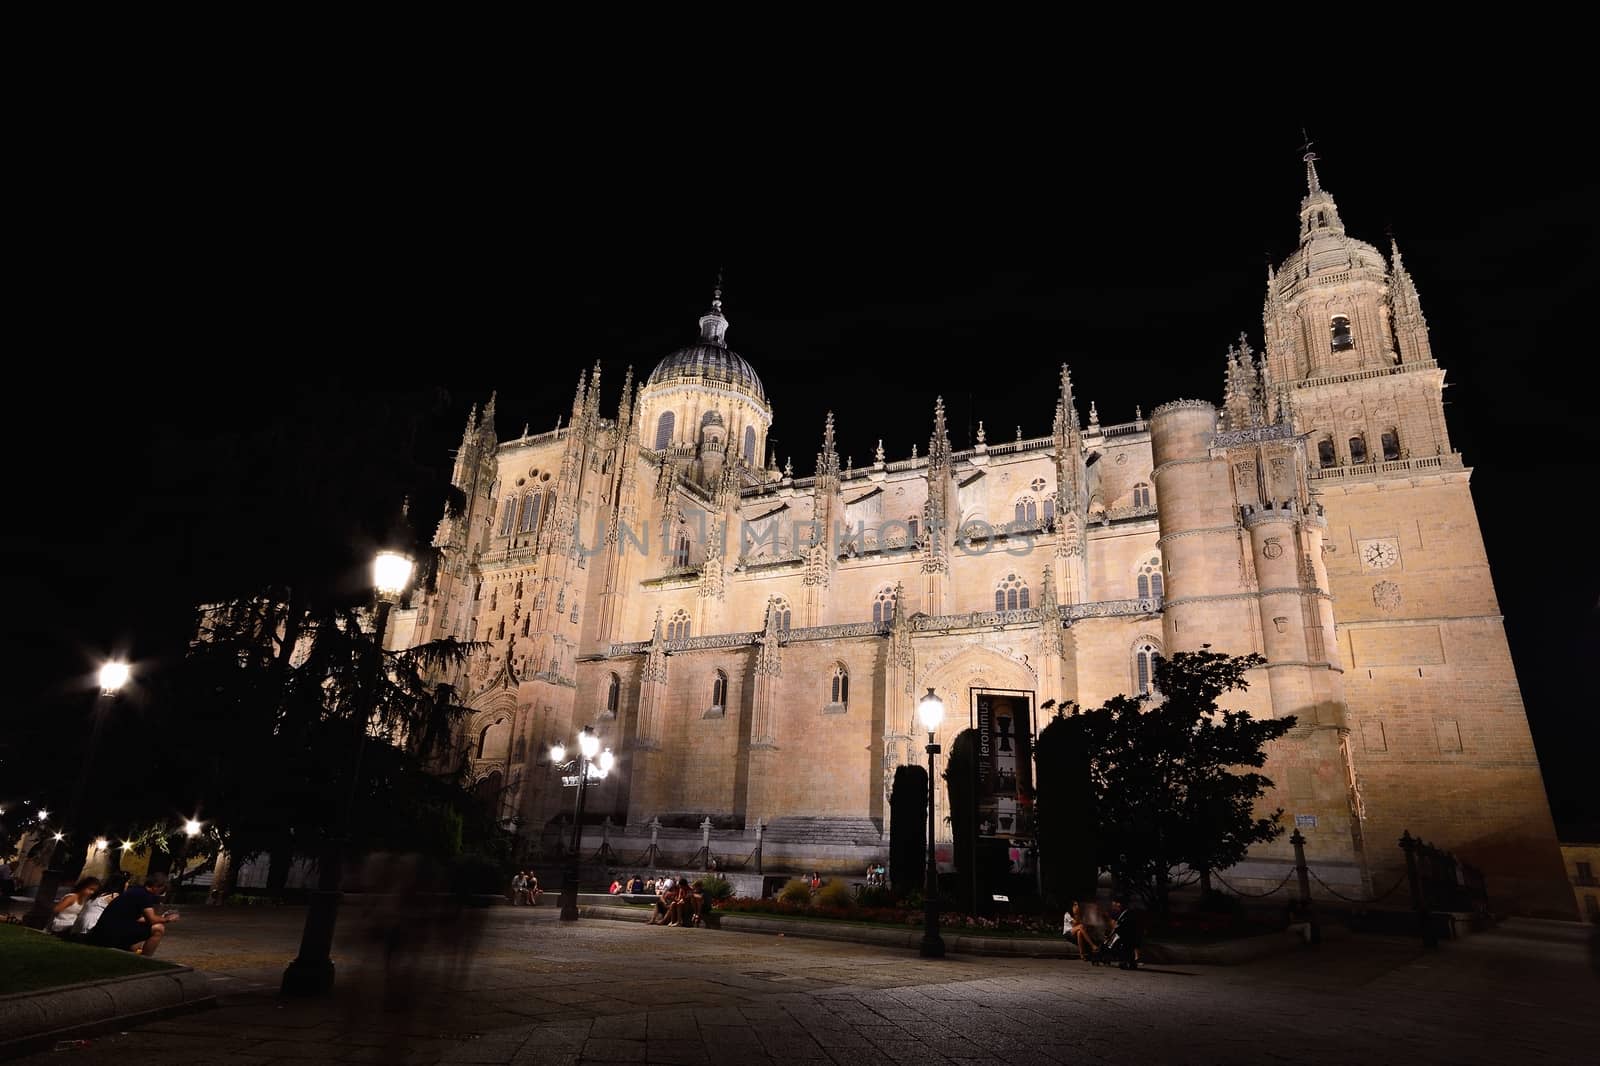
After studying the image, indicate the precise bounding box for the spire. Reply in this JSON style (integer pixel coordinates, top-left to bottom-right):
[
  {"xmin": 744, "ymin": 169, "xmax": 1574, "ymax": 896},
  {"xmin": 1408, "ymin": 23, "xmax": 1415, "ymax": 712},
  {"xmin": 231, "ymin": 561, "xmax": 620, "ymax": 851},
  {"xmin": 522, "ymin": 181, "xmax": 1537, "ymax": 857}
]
[
  {"xmin": 460, "ymin": 403, "xmax": 479, "ymax": 447},
  {"xmin": 1056, "ymin": 365, "xmax": 1080, "ymax": 433},
  {"xmin": 616, "ymin": 365, "xmax": 635, "ymax": 430},
  {"xmin": 816, "ymin": 411, "xmax": 840, "ymax": 480},
  {"xmin": 571, "ymin": 370, "xmax": 587, "ymax": 419},
  {"xmin": 477, "ymin": 392, "xmax": 498, "ymax": 447},
  {"xmin": 1297, "ymin": 133, "xmax": 1344, "ymax": 239},
  {"xmin": 697, "ymin": 270, "xmax": 729, "ymax": 346},
  {"xmin": 928, "ymin": 397, "xmax": 951, "ymax": 469},
  {"xmin": 1300, "ymin": 128, "xmax": 1321, "ymax": 193},
  {"xmin": 1087, "ymin": 400, "xmax": 1100, "ymax": 432}
]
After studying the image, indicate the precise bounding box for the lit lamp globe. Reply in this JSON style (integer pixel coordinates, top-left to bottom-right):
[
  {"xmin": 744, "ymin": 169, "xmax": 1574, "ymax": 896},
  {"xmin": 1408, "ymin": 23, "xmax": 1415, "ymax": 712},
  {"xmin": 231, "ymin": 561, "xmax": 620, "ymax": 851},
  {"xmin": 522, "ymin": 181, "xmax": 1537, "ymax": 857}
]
[
  {"xmin": 184, "ymin": 819, "xmax": 202, "ymax": 837},
  {"xmin": 579, "ymin": 728, "xmax": 601, "ymax": 760},
  {"xmin": 917, "ymin": 688, "xmax": 945, "ymax": 734},
  {"xmin": 598, "ymin": 748, "xmax": 615, "ymax": 776},
  {"xmin": 373, "ymin": 551, "xmax": 415, "ymax": 602},
  {"xmin": 99, "ymin": 662, "xmax": 130, "ymax": 694},
  {"xmin": 549, "ymin": 742, "xmax": 567, "ymax": 765}
]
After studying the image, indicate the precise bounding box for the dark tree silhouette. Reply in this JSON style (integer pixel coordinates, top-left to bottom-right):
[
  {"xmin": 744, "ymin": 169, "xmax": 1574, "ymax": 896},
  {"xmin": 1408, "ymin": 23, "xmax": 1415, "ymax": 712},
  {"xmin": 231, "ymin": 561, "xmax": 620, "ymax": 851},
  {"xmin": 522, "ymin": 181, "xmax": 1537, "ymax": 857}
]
[
  {"xmin": 889, "ymin": 764, "xmax": 928, "ymax": 899},
  {"xmin": 1046, "ymin": 646, "xmax": 1293, "ymax": 914}
]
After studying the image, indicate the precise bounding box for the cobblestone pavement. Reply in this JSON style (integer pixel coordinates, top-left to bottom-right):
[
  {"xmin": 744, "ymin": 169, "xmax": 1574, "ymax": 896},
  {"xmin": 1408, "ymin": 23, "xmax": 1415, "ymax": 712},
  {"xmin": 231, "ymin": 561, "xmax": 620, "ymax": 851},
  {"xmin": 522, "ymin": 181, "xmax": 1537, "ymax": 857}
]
[{"xmin": 13, "ymin": 907, "xmax": 1598, "ymax": 1064}]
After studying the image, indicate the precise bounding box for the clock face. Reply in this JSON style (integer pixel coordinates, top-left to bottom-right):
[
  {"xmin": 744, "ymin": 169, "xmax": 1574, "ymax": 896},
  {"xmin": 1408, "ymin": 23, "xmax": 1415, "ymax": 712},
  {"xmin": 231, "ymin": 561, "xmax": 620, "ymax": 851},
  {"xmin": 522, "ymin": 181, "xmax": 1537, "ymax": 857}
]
[{"xmin": 1359, "ymin": 539, "xmax": 1399, "ymax": 570}]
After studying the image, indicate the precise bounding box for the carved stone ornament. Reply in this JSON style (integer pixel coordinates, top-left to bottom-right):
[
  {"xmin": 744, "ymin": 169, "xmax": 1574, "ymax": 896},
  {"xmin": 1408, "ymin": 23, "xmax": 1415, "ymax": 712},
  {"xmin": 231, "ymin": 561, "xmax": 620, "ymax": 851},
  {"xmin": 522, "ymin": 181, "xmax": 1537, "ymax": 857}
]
[
  {"xmin": 1372, "ymin": 580, "xmax": 1402, "ymax": 612},
  {"xmin": 1262, "ymin": 537, "xmax": 1284, "ymax": 559}
]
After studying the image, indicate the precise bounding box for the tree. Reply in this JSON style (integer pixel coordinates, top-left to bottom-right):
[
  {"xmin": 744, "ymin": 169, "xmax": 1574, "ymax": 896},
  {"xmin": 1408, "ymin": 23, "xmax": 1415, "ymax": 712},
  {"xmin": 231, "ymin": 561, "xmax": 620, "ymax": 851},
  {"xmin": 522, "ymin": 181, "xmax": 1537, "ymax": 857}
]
[
  {"xmin": 889, "ymin": 764, "xmax": 928, "ymax": 899},
  {"xmin": 941, "ymin": 728, "xmax": 978, "ymax": 909},
  {"xmin": 1034, "ymin": 704, "xmax": 1098, "ymax": 906},
  {"xmin": 1049, "ymin": 646, "xmax": 1293, "ymax": 915}
]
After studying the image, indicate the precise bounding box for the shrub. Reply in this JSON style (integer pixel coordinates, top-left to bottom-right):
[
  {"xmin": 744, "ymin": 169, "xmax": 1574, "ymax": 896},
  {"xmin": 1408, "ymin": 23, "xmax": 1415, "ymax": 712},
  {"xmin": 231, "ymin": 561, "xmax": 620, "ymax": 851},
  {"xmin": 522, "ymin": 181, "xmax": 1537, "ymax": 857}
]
[
  {"xmin": 816, "ymin": 880, "xmax": 855, "ymax": 910},
  {"xmin": 779, "ymin": 878, "xmax": 812, "ymax": 905},
  {"xmin": 856, "ymin": 885, "xmax": 896, "ymax": 908},
  {"xmin": 700, "ymin": 875, "xmax": 733, "ymax": 901}
]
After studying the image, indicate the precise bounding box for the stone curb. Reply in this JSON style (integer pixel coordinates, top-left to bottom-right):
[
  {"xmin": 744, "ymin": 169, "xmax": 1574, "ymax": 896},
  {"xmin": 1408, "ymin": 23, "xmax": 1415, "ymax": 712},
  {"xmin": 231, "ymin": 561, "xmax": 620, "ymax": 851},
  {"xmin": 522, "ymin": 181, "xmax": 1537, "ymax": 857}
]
[
  {"xmin": 577, "ymin": 904, "xmax": 1317, "ymax": 963},
  {"xmin": 0, "ymin": 966, "xmax": 216, "ymax": 1059}
]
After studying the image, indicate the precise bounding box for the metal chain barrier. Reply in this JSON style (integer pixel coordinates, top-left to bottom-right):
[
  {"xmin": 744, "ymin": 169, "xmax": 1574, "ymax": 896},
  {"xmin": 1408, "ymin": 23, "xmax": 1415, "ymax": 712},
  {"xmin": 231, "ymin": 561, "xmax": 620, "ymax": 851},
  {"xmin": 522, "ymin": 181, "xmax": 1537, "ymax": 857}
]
[
  {"xmin": 1214, "ymin": 868, "xmax": 1297, "ymax": 897},
  {"xmin": 1308, "ymin": 868, "xmax": 1408, "ymax": 904}
]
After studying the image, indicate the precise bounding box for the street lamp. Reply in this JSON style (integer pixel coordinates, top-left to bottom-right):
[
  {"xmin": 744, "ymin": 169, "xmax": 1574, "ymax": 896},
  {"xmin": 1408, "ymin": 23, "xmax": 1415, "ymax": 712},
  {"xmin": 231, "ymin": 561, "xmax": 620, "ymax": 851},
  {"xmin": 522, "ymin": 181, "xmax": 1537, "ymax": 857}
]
[
  {"xmin": 282, "ymin": 549, "xmax": 413, "ymax": 996},
  {"xmin": 552, "ymin": 726, "xmax": 610, "ymax": 921},
  {"xmin": 172, "ymin": 817, "xmax": 203, "ymax": 893},
  {"xmin": 917, "ymin": 687, "xmax": 946, "ymax": 959},
  {"xmin": 22, "ymin": 660, "xmax": 130, "ymax": 929}
]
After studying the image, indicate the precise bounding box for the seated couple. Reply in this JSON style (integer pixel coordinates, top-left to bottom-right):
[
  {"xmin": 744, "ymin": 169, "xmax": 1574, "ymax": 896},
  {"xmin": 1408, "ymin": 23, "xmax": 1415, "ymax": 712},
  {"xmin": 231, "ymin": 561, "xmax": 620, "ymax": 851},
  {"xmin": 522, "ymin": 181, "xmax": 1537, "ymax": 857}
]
[{"xmin": 647, "ymin": 877, "xmax": 706, "ymax": 928}]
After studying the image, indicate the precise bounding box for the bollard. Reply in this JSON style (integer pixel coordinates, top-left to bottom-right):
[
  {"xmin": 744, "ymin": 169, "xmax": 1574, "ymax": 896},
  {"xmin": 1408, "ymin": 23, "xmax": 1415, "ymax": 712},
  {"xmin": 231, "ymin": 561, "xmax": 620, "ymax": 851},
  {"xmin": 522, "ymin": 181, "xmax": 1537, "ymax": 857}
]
[
  {"xmin": 755, "ymin": 820, "xmax": 764, "ymax": 874},
  {"xmin": 648, "ymin": 817, "xmax": 662, "ymax": 871},
  {"xmin": 700, "ymin": 817, "xmax": 713, "ymax": 871},
  {"xmin": 1290, "ymin": 829, "xmax": 1320, "ymax": 945}
]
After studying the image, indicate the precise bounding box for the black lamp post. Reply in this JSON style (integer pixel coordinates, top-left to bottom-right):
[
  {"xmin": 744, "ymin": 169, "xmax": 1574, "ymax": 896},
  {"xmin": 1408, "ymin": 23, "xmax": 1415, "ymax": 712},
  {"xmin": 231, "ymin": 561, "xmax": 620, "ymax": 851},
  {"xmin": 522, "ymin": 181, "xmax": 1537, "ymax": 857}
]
[
  {"xmin": 551, "ymin": 727, "xmax": 613, "ymax": 921},
  {"xmin": 916, "ymin": 687, "xmax": 946, "ymax": 959},
  {"xmin": 23, "ymin": 662, "xmax": 129, "ymax": 929},
  {"xmin": 282, "ymin": 550, "xmax": 413, "ymax": 997}
]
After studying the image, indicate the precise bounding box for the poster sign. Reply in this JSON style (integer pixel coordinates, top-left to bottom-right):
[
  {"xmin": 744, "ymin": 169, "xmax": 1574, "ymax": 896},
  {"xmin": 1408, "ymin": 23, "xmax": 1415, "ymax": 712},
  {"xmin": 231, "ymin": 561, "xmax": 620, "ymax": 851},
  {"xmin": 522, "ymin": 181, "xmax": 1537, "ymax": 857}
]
[
  {"xmin": 1295, "ymin": 814, "xmax": 1318, "ymax": 829},
  {"xmin": 972, "ymin": 689, "xmax": 1036, "ymax": 839}
]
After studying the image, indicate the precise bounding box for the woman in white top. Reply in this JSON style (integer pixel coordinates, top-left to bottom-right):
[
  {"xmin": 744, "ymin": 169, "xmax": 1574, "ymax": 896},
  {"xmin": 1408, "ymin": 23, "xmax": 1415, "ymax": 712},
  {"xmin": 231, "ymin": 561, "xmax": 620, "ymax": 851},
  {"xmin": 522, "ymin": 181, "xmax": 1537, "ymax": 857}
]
[{"xmin": 49, "ymin": 876, "xmax": 102, "ymax": 935}]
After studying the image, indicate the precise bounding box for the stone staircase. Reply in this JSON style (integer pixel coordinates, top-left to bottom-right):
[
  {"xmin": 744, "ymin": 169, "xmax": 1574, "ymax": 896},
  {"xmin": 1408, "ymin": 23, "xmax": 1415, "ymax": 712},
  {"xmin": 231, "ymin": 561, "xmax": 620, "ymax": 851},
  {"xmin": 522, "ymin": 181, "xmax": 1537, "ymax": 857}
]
[{"xmin": 762, "ymin": 817, "xmax": 884, "ymax": 847}]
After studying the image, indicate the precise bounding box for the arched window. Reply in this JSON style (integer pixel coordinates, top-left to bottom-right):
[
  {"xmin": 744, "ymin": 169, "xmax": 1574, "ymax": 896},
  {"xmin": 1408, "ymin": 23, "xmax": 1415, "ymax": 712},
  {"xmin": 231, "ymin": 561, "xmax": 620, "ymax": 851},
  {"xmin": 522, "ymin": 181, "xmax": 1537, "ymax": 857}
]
[
  {"xmin": 1330, "ymin": 315, "xmax": 1354, "ymax": 352},
  {"xmin": 995, "ymin": 573, "xmax": 1029, "ymax": 611},
  {"xmin": 1043, "ymin": 497, "xmax": 1055, "ymax": 526},
  {"xmin": 522, "ymin": 614, "xmax": 530, "ymax": 636},
  {"xmin": 489, "ymin": 587, "xmax": 498, "ymax": 611},
  {"xmin": 654, "ymin": 411, "xmax": 675, "ymax": 451},
  {"xmin": 606, "ymin": 672, "xmax": 620, "ymax": 715},
  {"xmin": 711, "ymin": 670, "xmax": 727, "ymax": 709},
  {"xmin": 907, "ymin": 516, "xmax": 920, "ymax": 542},
  {"xmin": 1349, "ymin": 434, "xmax": 1368, "ymax": 465},
  {"xmin": 1381, "ymin": 430, "xmax": 1400, "ymax": 462},
  {"xmin": 744, "ymin": 426, "xmax": 757, "ymax": 463},
  {"xmin": 1134, "ymin": 639, "xmax": 1160, "ymax": 696},
  {"xmin": 499, "ymin": 497, "xmax": 517, "ymax": 536},
  {"xmin": 1317, "ymin": 438, "xmax": 1336, "ymax": 468},
  {"xmin": 672, "ymin": 534, "xmax": 691, "ymax": 567},
  {"xmin": 519, "ymin": 492, "xmax": 542, "ymax": 534},
  {"xmin": 668, "ymin": 609, "xmax": 691, "ymax": 642},
  {"xmin": 872, "ymin": 586, "xmax": 897, "ymax": 625},
  {"xmin": 830, "ymin": 663, "xmax": 849, "ymax": 706},
  {"xmin": 477, "ymin": 716, "xmax": 510, "ymax": 760},
  {"xmin": 495, "ymin": 618, "xmax": 505, "ymax": 639},
  {"xmin": 1136, "ymin": 555, "xmax": 1163, "ymax": 601},
  {"xmin": 771, "ymin": 597, "xmax": 792, "ymax": 632},
  {"xmin": 1014, "ymin": 496, "xmax": 1038, "ymax": 526},
  {"xmin": 1132, "ymin": 483, "xmax": 1152, "ymax": 508}
]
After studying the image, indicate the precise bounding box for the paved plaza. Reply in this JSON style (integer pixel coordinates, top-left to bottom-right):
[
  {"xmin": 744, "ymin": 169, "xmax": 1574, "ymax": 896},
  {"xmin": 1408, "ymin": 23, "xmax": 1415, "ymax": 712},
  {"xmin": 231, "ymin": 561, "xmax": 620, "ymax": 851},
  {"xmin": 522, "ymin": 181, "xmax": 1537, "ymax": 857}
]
[{"xmin": 11, "ymin": 906, "xmax": 1598, "ymax": 1064}]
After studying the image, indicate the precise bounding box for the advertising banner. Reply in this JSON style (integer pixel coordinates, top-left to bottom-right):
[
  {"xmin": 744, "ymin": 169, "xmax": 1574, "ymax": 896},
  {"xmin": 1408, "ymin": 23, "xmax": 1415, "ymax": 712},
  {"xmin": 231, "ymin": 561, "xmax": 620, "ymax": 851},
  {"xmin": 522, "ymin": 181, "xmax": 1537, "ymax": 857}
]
[{"xmin": 972, "ymin": 688, "xmax": 1036, "ymax": 839}]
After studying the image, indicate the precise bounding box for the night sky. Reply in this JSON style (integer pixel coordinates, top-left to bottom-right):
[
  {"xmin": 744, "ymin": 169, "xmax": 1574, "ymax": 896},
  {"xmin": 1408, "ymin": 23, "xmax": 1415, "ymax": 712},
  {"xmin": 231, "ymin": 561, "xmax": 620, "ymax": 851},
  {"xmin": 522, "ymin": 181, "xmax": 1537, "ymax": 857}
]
[{"xmin": 8, "ymin": 113, "xmax": 1596, "ymax": 835}]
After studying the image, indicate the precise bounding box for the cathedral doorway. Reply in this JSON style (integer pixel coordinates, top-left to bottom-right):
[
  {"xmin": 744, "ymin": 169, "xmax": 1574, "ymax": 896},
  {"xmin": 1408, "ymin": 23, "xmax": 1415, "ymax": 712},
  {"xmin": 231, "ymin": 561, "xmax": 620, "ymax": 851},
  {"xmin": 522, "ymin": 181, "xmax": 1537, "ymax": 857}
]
[
  {"xmin": 911, "ymin": 644, "xmax": 1038, "ymax": 844},
  {"xmin": 474, "ymin": 769, "xmax": 505, "ymax": 821}
]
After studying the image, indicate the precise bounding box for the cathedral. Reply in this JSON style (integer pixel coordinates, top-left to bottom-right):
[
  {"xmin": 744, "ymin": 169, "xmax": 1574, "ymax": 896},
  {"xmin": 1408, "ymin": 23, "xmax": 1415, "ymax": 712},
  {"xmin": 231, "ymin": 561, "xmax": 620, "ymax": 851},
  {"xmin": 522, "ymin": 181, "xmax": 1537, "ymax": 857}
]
[{"xmin": 391, "ymin": 155, "xmax": 1571, "ymax": 916}]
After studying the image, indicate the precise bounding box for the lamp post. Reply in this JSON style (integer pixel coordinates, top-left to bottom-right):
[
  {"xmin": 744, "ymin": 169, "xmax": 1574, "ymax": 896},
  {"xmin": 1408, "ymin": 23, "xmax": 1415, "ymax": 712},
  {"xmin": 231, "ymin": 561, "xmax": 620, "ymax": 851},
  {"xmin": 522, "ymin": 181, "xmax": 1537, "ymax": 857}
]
[
  {"xmin": 551, "ymin": 727, "xmax": 612, "ymax": 921},
  {"xmin": 282, "ymin": 549, "xmax": 413, "ymax": 996},
  {"xmin": 917, "ymin": 687, "xmax": 946, "ymax": 959},
  {"xmin": 23, "ymin": 662, "xmax": 129, "ymax": 929}
]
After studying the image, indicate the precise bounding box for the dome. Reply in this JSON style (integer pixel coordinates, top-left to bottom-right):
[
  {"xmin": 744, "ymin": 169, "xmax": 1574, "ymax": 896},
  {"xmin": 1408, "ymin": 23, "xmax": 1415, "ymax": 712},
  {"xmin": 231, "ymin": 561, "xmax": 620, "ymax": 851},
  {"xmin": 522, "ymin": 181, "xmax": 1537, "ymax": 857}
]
[
  {"xmin": 645, "ymin": 296, "xmax": 768, "ymax": 405},
  {"xmin": 648, "ymin": 343, "xmax": 766, "ymax": 402}
]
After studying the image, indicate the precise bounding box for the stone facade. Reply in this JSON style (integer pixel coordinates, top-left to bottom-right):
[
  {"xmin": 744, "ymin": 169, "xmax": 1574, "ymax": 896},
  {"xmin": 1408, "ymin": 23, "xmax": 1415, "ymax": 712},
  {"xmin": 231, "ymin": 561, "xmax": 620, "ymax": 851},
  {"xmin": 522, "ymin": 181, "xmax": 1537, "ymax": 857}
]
[
  {"xmin": 397, "ymin": 159, "xmax": 1570, "ymax": 915},
  {"xmin": 1559, "ymin": 843, "xmax": 1600, "ymax": 922}
]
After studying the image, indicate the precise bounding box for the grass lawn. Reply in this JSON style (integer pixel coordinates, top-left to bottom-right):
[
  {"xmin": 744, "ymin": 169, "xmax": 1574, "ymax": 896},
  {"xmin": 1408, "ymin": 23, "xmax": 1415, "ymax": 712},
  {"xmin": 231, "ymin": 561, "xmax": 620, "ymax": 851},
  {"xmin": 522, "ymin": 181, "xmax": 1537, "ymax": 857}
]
[{"xmin": 0, "ymin": 924, "xmax": 176, "ymax": 995}]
